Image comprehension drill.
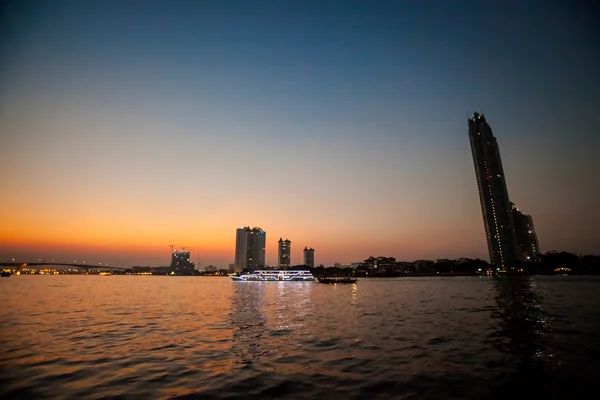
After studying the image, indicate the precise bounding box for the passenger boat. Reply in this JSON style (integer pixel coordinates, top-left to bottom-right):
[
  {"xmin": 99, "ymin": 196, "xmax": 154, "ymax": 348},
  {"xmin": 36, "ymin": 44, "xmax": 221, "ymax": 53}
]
[
  {"xmin": 317, "ymin": 276, "xmax": 357, "ymax": 284},
  {"xmin": 231, "ymin": 270, "xmax": 314, "ymax": 282},
  {"xmin": 1, "ymin": 270, "xmax": 11, "ymax": 277}
]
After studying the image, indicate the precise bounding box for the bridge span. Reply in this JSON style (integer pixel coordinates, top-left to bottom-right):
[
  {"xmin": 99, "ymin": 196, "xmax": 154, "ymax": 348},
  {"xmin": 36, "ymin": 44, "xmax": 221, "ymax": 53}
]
[{"xmin": 0, "ymin": 262, "xmax": 128, "ymax": 271}]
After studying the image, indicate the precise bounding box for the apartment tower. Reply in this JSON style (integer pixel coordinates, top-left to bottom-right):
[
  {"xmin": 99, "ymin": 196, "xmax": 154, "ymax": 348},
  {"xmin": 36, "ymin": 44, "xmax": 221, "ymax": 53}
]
[
  {"xmin": 278, "ymin": 238, "xmax": 291, "ymax": 268},
  {"xmin": 234, "ymin": 227, "xmax": 266, "ymax": 271},
  {"xmin": 511, "ymin": 204, "xmax": 540, "ymax": 261},
  {"xmin": 468, "ymin": 112, "xmax": 519, "ymax": 269},
  {"xmin": 303, "ymin": 247, "xmax": 315, "ymax": 268}
]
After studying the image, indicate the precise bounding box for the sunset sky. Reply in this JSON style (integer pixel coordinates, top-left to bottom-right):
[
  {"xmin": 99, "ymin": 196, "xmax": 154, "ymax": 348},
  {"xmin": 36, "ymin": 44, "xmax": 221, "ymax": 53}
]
[{"xmin": 1, "ymin": 0, "xmax": 599, "ymax": 268}]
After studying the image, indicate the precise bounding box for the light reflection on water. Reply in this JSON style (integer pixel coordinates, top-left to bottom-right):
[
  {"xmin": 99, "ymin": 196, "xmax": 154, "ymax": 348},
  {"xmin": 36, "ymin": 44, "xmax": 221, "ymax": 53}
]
[
  {"xmin": 487, "ymin": 276, "xmax": 554, "ymax": 398},
  {"xmin": 1, "ymin": 275, "xmax": 599, "ymax": 399}
]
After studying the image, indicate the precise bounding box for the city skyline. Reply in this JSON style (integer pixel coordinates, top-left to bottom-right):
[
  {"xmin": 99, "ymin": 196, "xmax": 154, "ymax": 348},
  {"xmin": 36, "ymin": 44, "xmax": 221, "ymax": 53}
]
[{"xmin": 1, "ymin": 1, "xmax": 599, "ymax": 268}]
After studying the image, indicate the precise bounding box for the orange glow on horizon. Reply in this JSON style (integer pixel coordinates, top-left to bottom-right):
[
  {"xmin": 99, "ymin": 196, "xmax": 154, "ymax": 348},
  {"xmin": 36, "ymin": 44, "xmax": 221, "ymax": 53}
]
[{"xmin": 0, "ymin": 185, "xmax": 489, "ymax": 266}]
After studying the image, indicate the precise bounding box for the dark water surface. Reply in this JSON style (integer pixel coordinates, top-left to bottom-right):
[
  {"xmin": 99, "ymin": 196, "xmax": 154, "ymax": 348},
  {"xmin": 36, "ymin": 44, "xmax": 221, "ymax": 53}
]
[{"xmin": 1, "ymin": 275, "xmax": 599, "ymax": 399}]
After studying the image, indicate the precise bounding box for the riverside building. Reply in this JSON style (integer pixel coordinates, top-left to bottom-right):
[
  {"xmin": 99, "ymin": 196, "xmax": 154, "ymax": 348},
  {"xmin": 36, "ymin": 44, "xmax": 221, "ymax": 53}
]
[
  {"xmin": 511, "ymin": 204, "xmax": 540, "ymax": 261},
  {"xmin": 278, "ymin": 238, "xmax": 291, "ymax": 268},
  {"xmin": 171, "ymin": 249, "xmax": 195, "ymax": 274},
  {"xmin": 234, "ymin": 227, "xmax": 266, "ymax": 271},
  {"xmin": 468, "ymin": 112, "xmax": 519, "ymax": 270},
  {"xmin": 303, "ymin": 247, "xmax": 315, "ymax": 268}
]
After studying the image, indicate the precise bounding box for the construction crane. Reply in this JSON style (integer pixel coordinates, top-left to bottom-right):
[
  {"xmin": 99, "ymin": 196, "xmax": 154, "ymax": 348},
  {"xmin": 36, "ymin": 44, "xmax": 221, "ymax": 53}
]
[{"xmin": 168, "ymin": 244, "xmax": 184, "ymax": 253}]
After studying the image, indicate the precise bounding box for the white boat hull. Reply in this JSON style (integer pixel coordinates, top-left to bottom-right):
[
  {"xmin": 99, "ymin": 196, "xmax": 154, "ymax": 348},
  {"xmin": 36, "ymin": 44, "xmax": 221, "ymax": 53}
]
[{"xmin": 231, "ymin": 270, "xmax": 314, "ymax": 282}]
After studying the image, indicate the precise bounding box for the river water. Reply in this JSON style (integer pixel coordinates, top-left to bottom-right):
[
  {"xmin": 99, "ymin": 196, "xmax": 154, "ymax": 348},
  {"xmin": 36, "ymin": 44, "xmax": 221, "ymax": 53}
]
[{"xmin": 1, "ymin": 275, "xmax": 599, "ymax": 399}]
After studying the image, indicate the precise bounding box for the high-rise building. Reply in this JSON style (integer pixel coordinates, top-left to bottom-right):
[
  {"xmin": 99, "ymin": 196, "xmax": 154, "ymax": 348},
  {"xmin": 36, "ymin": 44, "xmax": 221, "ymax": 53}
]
[
  {"xmin": 170, "ymin": 250, "xmax": 195, "ymax": 274},
  {"xmin": 278, "ymin": 238, "xmax": 291, "ymax": 268},
  {"xmin": 468, "ymin": 112, "xmax": 519, "ymax": 269},
  {"xmin": 234, "ymin": 227, "xmax": 266, "ymax": 271},
  {"xmin": 511, "ymin": 204, "xmax": 540, "ymax": 261},
  {"xmin": 303, "ymin": 247, "xmax": 315, "ymax": 268}
]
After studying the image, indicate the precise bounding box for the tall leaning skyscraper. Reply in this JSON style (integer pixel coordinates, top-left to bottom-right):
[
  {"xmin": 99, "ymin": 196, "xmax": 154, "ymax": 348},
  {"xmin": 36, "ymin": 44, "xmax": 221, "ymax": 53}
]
[
  {"xmin": 468, "ymin": 113, "xmax": 519, "ymax": 270},
  {"xmin": 234, "ymin": 227, "xmax": 266, "ymax": 272}
]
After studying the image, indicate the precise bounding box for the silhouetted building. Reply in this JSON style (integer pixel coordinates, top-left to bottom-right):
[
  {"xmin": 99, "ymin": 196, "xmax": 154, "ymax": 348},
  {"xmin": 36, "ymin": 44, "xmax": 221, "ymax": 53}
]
[
  {"xmin": 303, "ymin": 247, "xmax": 315, "ymax": 268},
  {"xmin": 229, "ymin": 263, "xmax": 235, "ymax": 273},
  {"xmin": 361, "ymin": 256, "xmax": 397, "ymax": 269},
  {"xmin": 278, "ymin": 238, "xmax": 291, "ymax": 268},
  {"xmin": 413, "ymin": 260, "xmax": 435, "ymax": 273},
  {"xmin": 171, "ymin": 250, "xmax": 195, "ymax": 274},
  {"xmin": 234, "ymin": 227, "xmax": 266, "ymax": 271},
  {"xmin": 468, "ymin": 112, "xmax": 518, "ymax": 269},
  {"xmin": 511, "ymin": 203, "xmax": 540, "ymax": 261},
  {"xmin": 205, "ymin": 265, "xmax": 217, "ymax": 273}
]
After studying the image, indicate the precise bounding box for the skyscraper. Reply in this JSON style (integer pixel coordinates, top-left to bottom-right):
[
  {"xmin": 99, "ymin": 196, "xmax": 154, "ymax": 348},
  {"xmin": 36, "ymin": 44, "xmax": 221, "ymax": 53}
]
[
  {"xmin": 278, "ymin": 238, "xmax": 291, "ymax": 268},
  {"xmin": 511, "ymin": 204, "xmax": 540, "ymax": 261},
  {"xmin": 303, "ymin": 247, "xmax": 315, "ymax": 268},
  {"xmin": 468, "ymin": 112, "xmax": 519, "ymax": 269},
  {"xmin": 234, "ymin": 227, "xmax": 266, "ymax": 271}
]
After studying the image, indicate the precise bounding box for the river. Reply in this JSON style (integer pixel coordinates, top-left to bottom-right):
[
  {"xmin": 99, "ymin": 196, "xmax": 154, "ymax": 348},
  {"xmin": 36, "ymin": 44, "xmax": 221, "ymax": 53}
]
[{"xmin": 1, "ymin": 275, "xmax": 599, "ymax": 399}]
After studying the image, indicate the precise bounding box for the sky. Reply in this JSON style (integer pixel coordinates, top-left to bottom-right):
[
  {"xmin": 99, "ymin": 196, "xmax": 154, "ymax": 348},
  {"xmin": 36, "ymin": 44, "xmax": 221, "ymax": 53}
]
[{"xmin": 1, "ymin": 0, "xmax": 599, "ymax": 268}]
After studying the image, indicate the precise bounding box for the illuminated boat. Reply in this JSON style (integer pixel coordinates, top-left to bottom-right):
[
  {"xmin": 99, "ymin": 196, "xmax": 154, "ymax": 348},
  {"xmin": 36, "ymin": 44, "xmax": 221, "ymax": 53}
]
[
  {"xmin": 99, "ymin": 271, "xmax": 112, "ymax": 276},
  {"xmin": 231, "ymin": 270, "xmax": 314, "ymax": 282}
]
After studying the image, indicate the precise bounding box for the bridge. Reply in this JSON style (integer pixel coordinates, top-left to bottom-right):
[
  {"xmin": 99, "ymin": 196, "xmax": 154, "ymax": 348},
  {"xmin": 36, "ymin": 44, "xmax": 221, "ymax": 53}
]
[{"xmin": 0, "ymin": 262, "xmax": 128, "ymax": 271}]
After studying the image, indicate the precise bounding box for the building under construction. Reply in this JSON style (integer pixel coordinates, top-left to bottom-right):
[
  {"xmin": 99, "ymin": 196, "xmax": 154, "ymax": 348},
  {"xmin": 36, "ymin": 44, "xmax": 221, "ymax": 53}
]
[{"xmin": 170, "ymin": 249, "xmax": 195, "ymax": 275}]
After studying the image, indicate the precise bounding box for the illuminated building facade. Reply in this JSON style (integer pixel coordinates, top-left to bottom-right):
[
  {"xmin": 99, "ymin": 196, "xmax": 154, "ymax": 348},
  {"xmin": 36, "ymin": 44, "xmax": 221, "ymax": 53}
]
[
  {"xmin": 468, "ymin": 112, "xmax": 519, "ymax": 269},
  {"xmin": 234, "ymin": 227, "xmax": 266, "ymax": 271},
  {"xmin": 511, "ymin": 204, "xmax": 540, "ymax": 261},
  {"xmin": 303, "ymin": 247, "xmax": 315, "ymax": 268},
  {"xmin": 278, "ymin": 238, "xmax": 291, "ymax": 268},
  {"xmin": 171, "ymin": 250, "xmax": 195, "ymax": 274}
]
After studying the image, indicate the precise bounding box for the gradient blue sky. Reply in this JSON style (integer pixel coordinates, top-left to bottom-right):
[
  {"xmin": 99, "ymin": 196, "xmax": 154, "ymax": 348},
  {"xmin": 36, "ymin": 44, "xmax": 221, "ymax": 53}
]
[{"xmin": 1, "ymin": 0, "xmax": 599, "ymax": 268}]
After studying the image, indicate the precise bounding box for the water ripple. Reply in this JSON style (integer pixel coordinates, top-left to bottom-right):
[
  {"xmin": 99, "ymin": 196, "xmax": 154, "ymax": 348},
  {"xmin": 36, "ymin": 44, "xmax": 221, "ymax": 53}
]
[{"xmin": 1, "ymin": 275, "xmax": 599, "ymax": 399}]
